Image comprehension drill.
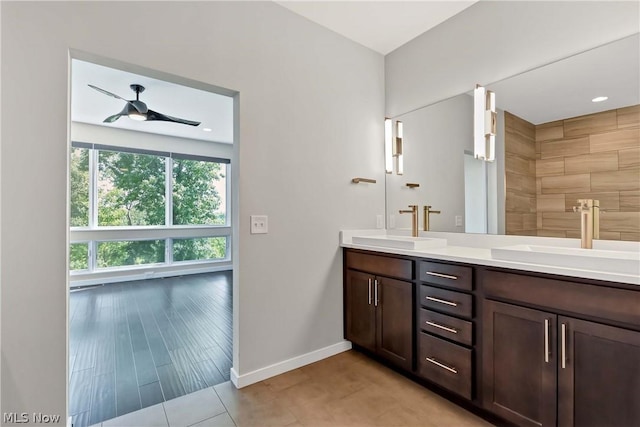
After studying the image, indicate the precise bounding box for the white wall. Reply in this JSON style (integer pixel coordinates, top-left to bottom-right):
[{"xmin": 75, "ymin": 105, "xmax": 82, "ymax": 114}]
[
  {"xmin": 1, "ymin": 1, "xmax": 384, "ymax": 421},
  {"xmin": 386, "ymin": 1, "xmax": 640, "ymax": 117},
  {"xmin": 386, "ymin": 94, "xmax": 472, "ymax": 232}
]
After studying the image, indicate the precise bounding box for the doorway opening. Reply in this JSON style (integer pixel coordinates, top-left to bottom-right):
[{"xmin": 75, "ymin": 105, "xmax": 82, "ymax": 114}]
[{"xmin": 68, "ymin": 55, "xmax": 238, "ymax": 427}]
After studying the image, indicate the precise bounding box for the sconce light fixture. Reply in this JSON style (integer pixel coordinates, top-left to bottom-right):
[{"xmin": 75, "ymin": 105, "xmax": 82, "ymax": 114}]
[
  {"xmin": 395, "ymin": 121, "xmax": 404, "ymax": 175},
  {"xmin": 385, "ymin": 118, "xmax": 393, "ymax": 173},
  {"xmin": 474, "ymin": 84, "xmax": 496, "ymax": 162},
  {"xmin": 384, "ymin": 118, "xmax": 404, "ymax": 175}
]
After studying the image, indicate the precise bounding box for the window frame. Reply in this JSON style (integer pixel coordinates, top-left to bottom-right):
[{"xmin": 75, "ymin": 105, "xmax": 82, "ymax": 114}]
[{"xmin": 69, "ymin": 142, "xmax": 231, "ymax": 275}]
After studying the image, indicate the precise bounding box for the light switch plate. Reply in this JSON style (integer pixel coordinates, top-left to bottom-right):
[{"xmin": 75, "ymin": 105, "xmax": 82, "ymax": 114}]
[{"xmin": 250, "ymin": 215, "xmax": 268, "ymax": 234}]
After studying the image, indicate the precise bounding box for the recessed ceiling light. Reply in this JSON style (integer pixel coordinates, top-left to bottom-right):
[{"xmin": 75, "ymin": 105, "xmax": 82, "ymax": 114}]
[
  {"xmin": 592, "ymin": 96, "xmax": 608, "ymax": 103},
  {"xmin": 202, "ymin": 128, "xmax": 212, "ymax": 132}
]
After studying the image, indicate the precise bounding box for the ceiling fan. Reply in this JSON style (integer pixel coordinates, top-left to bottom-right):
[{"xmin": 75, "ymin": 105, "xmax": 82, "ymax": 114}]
[{"xmin": 88, "ymin": 83, "xmax": 201, "ymax": 126}]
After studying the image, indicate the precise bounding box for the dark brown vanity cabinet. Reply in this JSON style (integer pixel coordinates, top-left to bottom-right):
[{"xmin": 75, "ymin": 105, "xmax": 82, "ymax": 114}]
[
  {"xmin": 345, "ymin": 250, "xmax": 413, "ymax": 371},
  {"xmin": 416, "ymin": 261, "xmax": 475, "ymax": 400},
  {"xmin": 482, "ymin": 270, "xmax": 640, "ymax": 427},
  {"xmin": 343, "ymin": 248, "xmax": 640, "ymax": 427}
]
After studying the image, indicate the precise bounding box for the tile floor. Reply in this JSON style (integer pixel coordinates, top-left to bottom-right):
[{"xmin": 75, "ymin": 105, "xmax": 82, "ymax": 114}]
[{"xmin": 89, "ymin": 350, "xmax": 494, "ymax": 427}]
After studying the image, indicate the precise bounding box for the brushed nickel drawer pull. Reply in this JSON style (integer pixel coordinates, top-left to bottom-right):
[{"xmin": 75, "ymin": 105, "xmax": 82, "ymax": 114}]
[
  {"xmin": 425, "ymin": 357, "xmax": 458, "ymax": 374},
  {"xmin": 425, "ymin": 271, "xmax": 458, "ymax": 280},
  {"xmin": 368, "ymin": 278, "xmax": 372, "ymax": 305},
  {"xmin": 426, "ymin": 296, "xmax": 458, "ymax": 307},
  {"xmin": 426, "ymin": 321, "xmax": 458, "ymax": 334}
]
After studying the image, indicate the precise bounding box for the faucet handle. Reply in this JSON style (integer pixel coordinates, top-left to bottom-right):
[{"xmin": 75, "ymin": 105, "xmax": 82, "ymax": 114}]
[{"xmin": 573, "ymin": 199, "xmax": 592, "ymax": 212}]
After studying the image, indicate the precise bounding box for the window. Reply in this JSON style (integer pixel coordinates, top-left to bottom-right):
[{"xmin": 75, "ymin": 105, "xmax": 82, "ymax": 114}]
[
  {"xmin": 173, "ymin": 237, "xmax": 227, "ymax": 262},
  {"xmin": 173, "ymin": 158, "xmax": 226, "ymax": 225},
  {"xmin": 69, "ymin": 243, "xmax": 89, "ymax": 271},
  {"xmin": 97, "ymin": 240, "xmax": 165, "ymax": 268},
  {"xmin": 70, "ymin": 147, "xmax": 89, "ymax": 227},
  {"xmin": 98, "ymin": 150, "xmax": 166, "ymax": 226},
  {"xmin": 69, "ymin": 143, "xmax": 230, "ymax": 273}
]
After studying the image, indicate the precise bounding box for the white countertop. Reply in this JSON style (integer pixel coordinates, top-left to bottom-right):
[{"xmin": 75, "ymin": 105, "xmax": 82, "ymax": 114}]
[{"xmin": 340, "ymin": 229, "xmax": 640, "ymax": 286}]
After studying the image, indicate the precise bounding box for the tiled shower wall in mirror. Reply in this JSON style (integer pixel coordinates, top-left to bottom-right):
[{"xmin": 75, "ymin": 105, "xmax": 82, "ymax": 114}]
[{"xmin": 505, "ymin": 105, "xmax": 640, "ymax": 240}]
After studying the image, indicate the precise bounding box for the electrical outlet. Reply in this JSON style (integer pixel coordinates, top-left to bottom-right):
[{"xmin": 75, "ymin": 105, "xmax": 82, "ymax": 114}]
[
  {"xmin": 376, "ymin": 215, "xmax": 384, "ymax": 229},
  {"xmin": 250, "ymin": 215, "xmax": 268, "ymax": 234},
  {"xmin": 389, "ymin": 214, "xmax": 396, "ymax": 229},
  {"xmin": 455, "ymin": 215, "xmax": 463, "ymax": 227}
]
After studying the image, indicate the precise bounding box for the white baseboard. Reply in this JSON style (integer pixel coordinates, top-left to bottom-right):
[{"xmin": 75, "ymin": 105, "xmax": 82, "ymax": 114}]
[{"xmin": 230, "ymin": 341, "xmax": 352, "ymax": 388}]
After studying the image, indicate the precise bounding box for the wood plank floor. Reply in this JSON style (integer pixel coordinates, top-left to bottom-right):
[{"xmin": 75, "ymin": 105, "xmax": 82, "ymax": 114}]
[{"xmin": 69, "ymin": 271, "xmax": 232, "ymax": 427}]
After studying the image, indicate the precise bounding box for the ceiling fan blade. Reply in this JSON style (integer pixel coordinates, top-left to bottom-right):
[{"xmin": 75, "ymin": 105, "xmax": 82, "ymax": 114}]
[
  {"xmin": 103, "ymin": 113, "xmax": 124, "ymax": 123},
  {"xmin": 88, "ymin": 84, "xmax": 144, "ymax": 114},
  {"xmin": 88, "ymin": 84, "xmax": 128, "ymax": 101},
  {"xmin": 147, "ymin": 110, "xmax": 201, "ymax": 126}
]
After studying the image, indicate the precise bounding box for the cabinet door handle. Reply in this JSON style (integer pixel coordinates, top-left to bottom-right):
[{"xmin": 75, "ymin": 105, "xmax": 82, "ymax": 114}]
[
  {"xmin": 425, "ymin": 271, "xmax": 458, "ymax": 280},
  {"xmin": 426, "ymin": 321, "xmax": 458, "ymax": 334},
  {"xmin": 374, "ymin": 279, "xmax": 379, "ymax": 307},
  {"xmin": 425, "ymin": 296, "xmax": 458, "ymax": 307},
  {"xmin": 544, "ymin": 318, "xmax": 551, "ymax": 363},
  {"xmin": 425, "ymin": 357, "xmax": 458, "ymax": 374},
  {"xmin": 561, "ymin": 323, "xmax": 567, "ymax": 369},
  {"xmin": 367, "ymin": 278, "xmax": 372, "ymax": 305}
]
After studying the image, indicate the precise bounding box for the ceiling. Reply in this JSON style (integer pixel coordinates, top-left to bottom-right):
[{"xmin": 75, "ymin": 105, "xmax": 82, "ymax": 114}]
[
  {"xmin": 488, "ymin": 33, "xmax": 639, "ymax": 125},
  {"xmin": 276, "ymin": 1, "xmax": 477, "ymax": 55}
]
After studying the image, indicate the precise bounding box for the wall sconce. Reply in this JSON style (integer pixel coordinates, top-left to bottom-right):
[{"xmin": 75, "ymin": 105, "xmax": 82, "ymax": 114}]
[
  {"xmin": 385, "ymin": 118, "xmax": 393, "ymax": 173},
  {"xmin": 394, "ymin": 121, "xmax": 404, "ymax": 175},
  {"xmin": 474, "ymin": 84, "xmax": 496, "ymax": 162},
  {"xmin": 385, "ymin": 119, "xmax": 404, "ymax": 175}
]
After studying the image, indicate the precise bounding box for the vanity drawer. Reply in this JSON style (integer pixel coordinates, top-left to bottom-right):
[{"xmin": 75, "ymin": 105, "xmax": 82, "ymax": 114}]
[
  {"xmin": 419, "ymin": 285, "xmax": 473, "ymax": 319},
  {"xmin": 483, "ymin": 270, "xmax": 640, "ymax": 327},
  {"xmin": 346, "ymin": 251, "xmax": 412, "ymax": 280},
  {"xmin": 417, "ymin": 332, "xmax": 472, "ymax": 400},
  {"xmin": 419, "ymin": 309, "xmax": 472, "ymax": 346},
  {"xmin": 419, "ymin": 261, "xmax": 472, "ymax": 291}
]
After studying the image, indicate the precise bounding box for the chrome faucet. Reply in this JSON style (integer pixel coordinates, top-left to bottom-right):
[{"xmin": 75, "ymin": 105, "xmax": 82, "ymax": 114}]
[
  {"xmin": 573, "ymin": 199, "xmax": 600, "ymax": 249},
  {"xmin": 423, "ymin": 205, "xmax": 441, "ymax": 231},
  {"xmin": 399, "ymin": 205, "xmax": 419, "ymax": 237}
]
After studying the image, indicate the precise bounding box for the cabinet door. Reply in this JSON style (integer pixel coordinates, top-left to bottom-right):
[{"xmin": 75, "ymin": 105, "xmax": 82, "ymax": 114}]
[
  {"xmin": 345, "ymin": 269, "xmax": 376, "ymax": 351},
  {"xmin": 483, "ymin": 300, "xmax": 557, "ymax": 427},
  {"xmin": 558, "ymin": 316, "xmax": 640, "ymax": 427},
  {"xmin": 376, "ymin": 276, "xmax": 413, "ymax": 371}
]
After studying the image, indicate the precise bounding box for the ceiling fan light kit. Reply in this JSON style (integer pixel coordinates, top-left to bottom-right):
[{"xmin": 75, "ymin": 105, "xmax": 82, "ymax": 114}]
[{"xmin": 88, "ymin": 83, "xmax": 201, "ymax": 126}]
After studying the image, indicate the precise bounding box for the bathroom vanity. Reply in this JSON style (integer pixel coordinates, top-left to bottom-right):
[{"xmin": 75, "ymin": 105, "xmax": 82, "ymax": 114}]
[{"xmin": 341, "ymin": 231, "xmax": 640, "ymax": 427}]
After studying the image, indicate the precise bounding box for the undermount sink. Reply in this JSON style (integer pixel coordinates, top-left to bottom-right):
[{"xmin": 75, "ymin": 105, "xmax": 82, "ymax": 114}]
[
  {"xmin": 352, "ymin": 235, "xmax": 447, "ymax": 250},
  {"xmin": 491, "ymin": 245, "xmax": 640, "ymax": 275}
]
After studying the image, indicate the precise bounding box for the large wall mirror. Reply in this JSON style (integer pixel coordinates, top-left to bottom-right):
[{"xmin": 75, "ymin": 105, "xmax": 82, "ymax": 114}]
[{"xmin": 386, "ymin": 33, "xmax": 640, "ymax": 241}]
